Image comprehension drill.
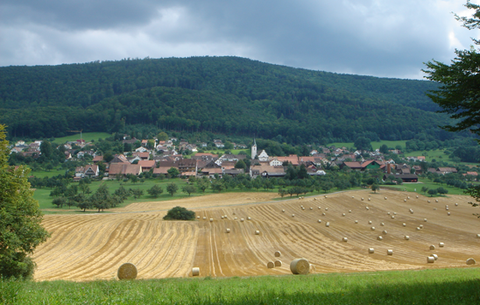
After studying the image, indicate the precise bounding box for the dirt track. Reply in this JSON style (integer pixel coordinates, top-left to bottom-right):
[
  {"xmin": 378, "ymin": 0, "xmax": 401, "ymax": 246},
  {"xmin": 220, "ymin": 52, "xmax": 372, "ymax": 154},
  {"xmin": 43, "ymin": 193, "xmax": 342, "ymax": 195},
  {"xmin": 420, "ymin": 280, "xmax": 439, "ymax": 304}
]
[{"xmin": 32, "ymin": 190, "xmax": 480, "ymax": 281}]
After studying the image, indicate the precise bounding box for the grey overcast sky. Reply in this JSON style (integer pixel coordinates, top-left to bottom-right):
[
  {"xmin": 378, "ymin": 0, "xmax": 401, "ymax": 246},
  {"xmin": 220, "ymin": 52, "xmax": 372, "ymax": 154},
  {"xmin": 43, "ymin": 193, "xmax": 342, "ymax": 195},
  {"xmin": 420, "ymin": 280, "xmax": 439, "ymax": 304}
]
[{"xmin": 0, "ymin": 0, "xmax": 478, "ymax": 79}]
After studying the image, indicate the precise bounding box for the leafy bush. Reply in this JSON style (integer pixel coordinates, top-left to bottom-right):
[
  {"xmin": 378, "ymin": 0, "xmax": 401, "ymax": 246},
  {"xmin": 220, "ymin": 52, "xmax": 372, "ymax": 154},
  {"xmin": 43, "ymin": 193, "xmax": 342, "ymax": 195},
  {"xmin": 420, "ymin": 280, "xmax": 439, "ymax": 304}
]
[{"xmin": 163, "ymin": 206, "xmax": 195, "ymax": 221}]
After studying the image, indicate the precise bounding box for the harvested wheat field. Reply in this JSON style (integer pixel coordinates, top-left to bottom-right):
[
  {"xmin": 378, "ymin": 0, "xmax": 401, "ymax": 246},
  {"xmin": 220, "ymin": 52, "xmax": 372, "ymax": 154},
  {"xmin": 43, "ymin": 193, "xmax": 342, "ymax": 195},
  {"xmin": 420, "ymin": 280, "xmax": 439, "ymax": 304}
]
[{"xmin": 32, "ymin": 189, "xmax": 480, "ymax": 281}]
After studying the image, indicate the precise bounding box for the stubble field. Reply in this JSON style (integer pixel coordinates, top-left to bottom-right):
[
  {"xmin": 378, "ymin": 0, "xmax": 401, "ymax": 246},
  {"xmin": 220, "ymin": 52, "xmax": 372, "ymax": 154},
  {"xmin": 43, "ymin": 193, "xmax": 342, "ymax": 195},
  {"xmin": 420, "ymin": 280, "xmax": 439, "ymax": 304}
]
[{"xmin": 32, "ymin": 190, "xmax": 480, "ymax": 281}]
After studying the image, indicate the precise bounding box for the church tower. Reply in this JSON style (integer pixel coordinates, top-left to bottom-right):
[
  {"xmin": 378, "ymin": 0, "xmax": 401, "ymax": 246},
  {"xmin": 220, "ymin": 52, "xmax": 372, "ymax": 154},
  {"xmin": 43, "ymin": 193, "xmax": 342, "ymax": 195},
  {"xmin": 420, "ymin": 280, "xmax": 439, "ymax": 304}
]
[{"xmin": 251, "ymin": 137, "xmax": 257, "ymax": 160}]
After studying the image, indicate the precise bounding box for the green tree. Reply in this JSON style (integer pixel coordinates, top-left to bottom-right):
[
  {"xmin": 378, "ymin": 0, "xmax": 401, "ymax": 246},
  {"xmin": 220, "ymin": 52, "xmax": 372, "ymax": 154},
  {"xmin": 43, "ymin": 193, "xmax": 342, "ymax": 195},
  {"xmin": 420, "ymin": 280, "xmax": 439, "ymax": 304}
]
[
  {"xmin": 428, "ymin": 189, "xmax": 438, "ymax": 197},
  {"xmin": 354, "ymin": 137, "xmax": 372, "ymax": 151},
  {"xmin": 0, "ymin": 125, "xmax": 50, "ymax": 278},
  {"xmin": 167, "ymin": 183, "xmax": 178, "ymax": 196},
  {"xmin": 147, "ymin": 184, "xmax": 163, "ymax": 198},
  {"xmin": 182, "ymin": 185, "xmax": 196, "ymax": 196},
  {"xmin": 167, "ymin": 167, "xmax": 180, "ymax": 178},
  {"xmin": 234, "ymin": 159, "xmax": 246, "ymax": 169},
  {"xmin": 157, "ymin": 132, "xmax": 169, "ymax": 141},
  {"xmin": 163, "ymin": 206, "xmax": 195, "ymax": 220},
  {"xmin": 379, "ymin": 144, "xmax": 389, "ymax": 154},
  {"xmin": 371, "ymin": 183, "xmax": 379, "ymax": 193}
]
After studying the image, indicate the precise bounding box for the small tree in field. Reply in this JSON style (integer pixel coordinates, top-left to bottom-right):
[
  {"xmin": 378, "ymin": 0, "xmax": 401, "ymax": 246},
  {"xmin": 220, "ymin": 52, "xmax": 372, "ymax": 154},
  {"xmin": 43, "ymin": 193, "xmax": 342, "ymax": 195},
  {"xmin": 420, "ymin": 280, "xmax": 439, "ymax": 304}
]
[
  {"xmin": 147, "ymin": 184, "xmax": 163, "ymax": 198},
  {"xmin": 371, "ymin": 184, "xmax": 379, "ymax": 193},
  {"xmin": 167, "ymin": 183, "xmax": 178, "ymax": 196},
  {"xmin": 163, "ymin": 206, "xmax": 195, "ymax": 220},
  {"xmin": 182, "ymin": 185, "xmax": 196, "ymax": 196}
]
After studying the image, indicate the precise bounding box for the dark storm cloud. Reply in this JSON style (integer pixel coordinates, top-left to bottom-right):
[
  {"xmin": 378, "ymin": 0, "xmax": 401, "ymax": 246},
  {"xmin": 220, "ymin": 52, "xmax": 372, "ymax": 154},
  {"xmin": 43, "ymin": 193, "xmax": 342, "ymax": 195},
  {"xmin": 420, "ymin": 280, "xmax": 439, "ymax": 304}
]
[{"xmin": 0, "ymin": 0, "xmax": 475, "ymax": 78}]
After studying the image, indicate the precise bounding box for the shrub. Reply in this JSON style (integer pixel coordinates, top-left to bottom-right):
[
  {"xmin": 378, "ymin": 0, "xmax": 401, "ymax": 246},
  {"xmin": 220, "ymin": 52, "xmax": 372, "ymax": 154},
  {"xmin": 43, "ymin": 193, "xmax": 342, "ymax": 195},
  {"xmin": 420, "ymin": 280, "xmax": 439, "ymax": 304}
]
[{"xmin": 163, "ymin": 206, "xmax": 195, "ymax": 221}]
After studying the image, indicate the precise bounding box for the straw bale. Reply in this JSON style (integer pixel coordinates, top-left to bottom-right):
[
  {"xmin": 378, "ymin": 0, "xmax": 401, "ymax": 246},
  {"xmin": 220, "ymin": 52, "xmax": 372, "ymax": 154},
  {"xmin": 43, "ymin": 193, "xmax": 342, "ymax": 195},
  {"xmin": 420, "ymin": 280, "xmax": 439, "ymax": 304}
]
[
  {"xmin": 226, "ymin": 228, "xmax": 231, "ymax": 233},
  {"xmin": 404, "ymin": 235, "xmax": 410, "ymax": 240},
  {"xmin": 343, "ymin": 237, "xmax": 348, "ymax": 242},
  {"xmin": 255, "ymin": 230, "xmax": 260, "ymax": 235},
  {"xmin": 274, "ymin": 251, "xmax": 281, "ymax": 257},
  {"xmin": 430, "ymin": 245, "xmax": 436, "ymax": 250},
  {"xmin": 466, "ymin": 258, "xmax": 476, "ymax": 265},
  {"xmin": 290, "ymin": 258, "xmax": 310, "ymax": 274},
  {"xmin": 387, "ymin": 249, "xmax": 393, "ymax": 255},
  {"xmin": 368, "ymin": 248, "xmax": 375, "ymax": 253},
  {"xmin": 192, "ymin": 267, "xmax": 200, "ymax": 276},
  {"xmin": 439, "ymin": 242, "xmax": 445, "ymax": 247},
  {"xmin": 117, "ymin": 263, "xmax": 137, "ymax": 280},
  {"xmin": 267, "ymin": 261, "xmax": 274, "ymax": 268},
  {"xmin": 427, "ymin": 256, "xmax": 435, "ymax": 263},
  {"xmin": 274, "ymin": 260, "xmax": 282, "ymax": 267},
  {"xmin": 325, "ymin": 222, "xmax": 330, "ymax": 227},
  {"xmin": 377, "ymin": 236, "xmax": 383, "ymax": 240}
]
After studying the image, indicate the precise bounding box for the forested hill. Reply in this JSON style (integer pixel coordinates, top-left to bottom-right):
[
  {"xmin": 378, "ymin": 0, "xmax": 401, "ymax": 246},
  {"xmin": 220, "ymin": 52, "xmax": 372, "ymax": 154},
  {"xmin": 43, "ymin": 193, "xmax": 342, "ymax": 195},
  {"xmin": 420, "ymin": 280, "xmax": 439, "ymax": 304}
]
[{"xmin": 0, "ymin": 56, "xmax": 450, "ymax": 143}]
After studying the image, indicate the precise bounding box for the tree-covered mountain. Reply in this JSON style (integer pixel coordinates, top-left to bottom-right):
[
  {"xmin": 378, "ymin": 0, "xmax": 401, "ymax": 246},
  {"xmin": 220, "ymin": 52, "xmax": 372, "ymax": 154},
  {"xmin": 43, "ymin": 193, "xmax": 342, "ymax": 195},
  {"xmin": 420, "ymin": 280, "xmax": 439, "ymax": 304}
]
[{"xmin": 0, "ymin": 56, "xmax": 453, "ymax": 143}]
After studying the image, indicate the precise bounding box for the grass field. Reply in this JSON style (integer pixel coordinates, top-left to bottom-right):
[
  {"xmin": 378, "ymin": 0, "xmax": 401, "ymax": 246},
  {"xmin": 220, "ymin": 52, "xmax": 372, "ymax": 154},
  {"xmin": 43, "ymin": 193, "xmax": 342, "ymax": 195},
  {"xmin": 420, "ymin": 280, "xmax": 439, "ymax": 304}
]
[
  {"xmin": 2, "ymin": 268, "xmax": 478, "ymax": 304},
  {"xmin": 53, "ymin": 132, "xmax": 112, "ymax": 143}
]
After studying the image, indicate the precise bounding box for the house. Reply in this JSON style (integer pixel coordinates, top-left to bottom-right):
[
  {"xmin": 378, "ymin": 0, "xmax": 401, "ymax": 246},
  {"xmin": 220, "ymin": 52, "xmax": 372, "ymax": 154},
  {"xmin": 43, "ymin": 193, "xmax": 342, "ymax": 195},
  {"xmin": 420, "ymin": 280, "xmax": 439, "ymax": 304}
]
[
  {"xmin": 213, "ymin": 139, "xmax": 224, "ymax": 148},
  {"xmin": 178, "ymin": 159, "xmax": 197, "ymax": 174},
  {"xmin": 437, "ymin": 167, "xmax": 458, "ymax": 175},
  {"xmin": 257, "ymin": 150, "xmax": 269, "ymax": 162},
  {"xmin": 138, "ymin": 160, "xmax": 156, "ymax": 172},
  {"xmin": 108, "ymin": 163, "xmax": 142, "ymax": 177},
  {"xmin": 75, "ymin": 164, "xmax": 99, "ymax": 179},
  {"xmin": 269, "ymin": 158, "xmax": 283, "ymax": 167},
  {"xmin": 92, "ymin": 155, "xmax": 104, "ymax": 164},
  {"xmin": 386, "ymin": 173, "xmax": 418, "ymax": 183},
  {"xmin": 276, "ymin": 154, "xmax": 299, "ymax": 166},
  {"xmin": 110, "ymin": 154, "xmax": 129, "ymax": 163},
  {"xmin": 250, "ymin": 162, "xmax": 285, "ymax": 178},
  {"xmin": 223, "ymin": 168, "xmax": 245, "ymax": 177},
  {"xmin": 192, "ymin": 153, "xmax": 218, "ymax": 162},
  {"xmin": 131, "ymin": 151, "xmax": 149, "ymax": 160},
  {"xmin": 135, "ymin": 146, "xmax": 149, "ymax": 153}
]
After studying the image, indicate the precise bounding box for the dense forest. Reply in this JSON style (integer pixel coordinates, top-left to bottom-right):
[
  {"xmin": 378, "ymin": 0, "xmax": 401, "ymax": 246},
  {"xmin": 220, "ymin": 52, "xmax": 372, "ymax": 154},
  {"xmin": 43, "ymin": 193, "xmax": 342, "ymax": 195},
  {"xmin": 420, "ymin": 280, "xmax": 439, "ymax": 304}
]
[{"xmin": 0, "ymin": 56, "xmax": 456, "ymax": 143}]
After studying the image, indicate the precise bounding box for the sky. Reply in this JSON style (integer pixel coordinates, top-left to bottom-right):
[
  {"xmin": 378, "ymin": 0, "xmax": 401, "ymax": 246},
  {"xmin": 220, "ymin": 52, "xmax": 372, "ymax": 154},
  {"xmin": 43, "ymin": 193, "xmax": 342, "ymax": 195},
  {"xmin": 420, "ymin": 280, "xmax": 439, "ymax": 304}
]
[{"xmin": 1, "ymin": 0, "xmax": 478, "ymax": 79}]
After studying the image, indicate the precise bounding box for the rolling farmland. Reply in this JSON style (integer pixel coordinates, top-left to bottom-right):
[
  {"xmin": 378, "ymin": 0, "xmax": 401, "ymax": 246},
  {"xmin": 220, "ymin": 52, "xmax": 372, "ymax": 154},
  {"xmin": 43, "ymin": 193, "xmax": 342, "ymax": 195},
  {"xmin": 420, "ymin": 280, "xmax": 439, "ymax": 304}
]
[{"xmin": 32, "ymin": 190, "xmax": 480, "ymax": 281}]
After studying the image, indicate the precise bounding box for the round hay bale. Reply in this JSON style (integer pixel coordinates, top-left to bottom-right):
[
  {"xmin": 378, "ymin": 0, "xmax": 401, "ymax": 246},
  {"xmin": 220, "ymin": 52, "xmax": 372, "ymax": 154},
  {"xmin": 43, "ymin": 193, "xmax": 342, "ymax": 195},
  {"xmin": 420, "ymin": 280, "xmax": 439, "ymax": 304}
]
[
  {"xmin": 275, "ymin": 251, "xmax": 281, "ymax": 257},
  {"xmin": 247, "ymin": 217, "xmax": 251, "ymax": 220},
  {"xmin": 197, "ymin": 215, "xmax": 200, "ymax": 219},
  {"xmin": 403, "ymin": 223, "xmax": 407, "ymax": 227},
  {"xmin": 255, "ymin": 230, "xmax": 260, "ymax": 235},
  {"xmin": 387, "ymin": 249, "xmax": 393, "ymax": 255},
  {"xmin": 343, "ymin": 237, "xmax": 348, "ymax": 242},
  {"xmin": 366, "ymin": 207, "xmax": 370, "ymax": 210},
  {"xmin": 435, "ymin": 199, "xmax": 439, "ymax": 203},
  {"xmin": 384, "ymin": 197, "xmax": 387, "ymax": 200},
  {"xmin": 290, "ymin": 258, "xmax": 310, "ymax": 275},
  {"xmin": 432, "ymin": 254, "xmax": 438, "ymax": 260},
  {"xmin": 419, "ymin": 225, "xmax": 424, "ymax": 228},
  {"xmin": 393, "ymin": 212, "xmax": 397, "ymax": 215},
  {"xmin": 371, "ymin": 226, "xmax": 376, "ymax": 231},
  {"xmin": 322, "ymin": 212, "xmax": 326, "ymax": 216},
  {"xmin": 117, "ymin": 263, "xmax": 137, "ymax": 280},
  {"xmin": 428, "ymin": 200, "xmax": 431, "ymax": 203},
  {"xmin": 292, "ymin": 214, "xmax": 295, "ymax": 217},
  {"xmin": 274, "ymin": 260, "xmax": 282, "ymax": 267},
  {"xmin": 445, "ymin": 205, "xmax": 449, "ymax": 210},
  {"xmin": 424, "ymin": 218, "xmax": 428, "ymax": 222},
  {"xmin": 430, "ymin": 245, "xmax": 436, "ymax": 250},
  {"xmin": 434, "ymin": 208, "xmax": 437, "ymax": 211},
  {"xmin": 416, "ymin": 227, "xmax": 421, "ymax": 231},
  {"xmin": 318, "ymin": 206, "xmax": 321, "ymax": 209},
  {"xmin": 387, "ymin": 212, "xmax": 391, "ymax": 215},
  {"xmin": 324, "ymin": 195, "xmax": 328, "ymax": 198},
  {"xmin": 404, "ymin": 199, "xmax": 407, "ymax": 202},
  {"xmin": 234, "ymin": 217, "xmax": 238, "ymax": 220},
  {"xmin": 427, "ymin": 256, "xmax": 435, "ymax": 263},
  {"xmin": 439, "ymin": 242, "xmax": 445, "ymax": 247},
  {"xmin": 407, "ymin": 196, "xmax": 410, "ymax": 199},
  {"xmin": 224, "ymin": 215, "xmax": 228, "ymax": 218},
  {"xmin": 447, "ymin": 212, "xmax": 451, "ymax": 216},
  {"xmin": 355, "ymin": 220, "xmax": 358, "ymax": 224},
  {"xmin": 368, "ymin": 248, "xmax": 375, "ymax": 254},
  {"xmin": 314, "ymin": 198, "xmax": 317, "ymax": 201},
  {"xmin": 325, "ymin": 222, "xmax": 330, "ymax": 227},
  {"xmin": 301, "ymin": 207, "xmax": 305, "ymax": 210},
  {"xmin": 240, "ymin": 218, "xmax": 245, "ymax": 222},
  {"xmin": 342, "ymin": 213, "xmax": 346, "ymax": 216},
  {"xmin": 477, "ymin": 234, "xmax": 480, "ymax": 238},
  {"xmin": 192, "ymin": 267, "xmax": 200, "ymax": 276},
  {"xmin": 391, "ymin": 215, "xmax": 395, "ymax": 219},
  {"xmin": 416, "ymin": 195, "xmax": 419, "ymax": 198},
  {"xmin": 348, "ymin": 209, "xmax": 352, "ymax": 213},
  {"xmin": 267, "ymin": 261, "xmax": 275, "ymax": 268},
  {"xmin": 368, "ymin": 198, "xmax": 371, "ymax": 201},
  {"xmin": 378, "ymin": 236, "xmax": 383, "ymax": 241},
  {"xmin": 383, "ymin": 230, "xmax": 388, "ymax": 234},
  {"xmin": 221, "ymin": 216, "xmax": 224, "ymax": 219},
  {"xmin": 282, "ymin": 209, "xmax": 285, "ymax": 213},
  {"xmin": 203, "ymin": 216, "xmax": 207, "ymax": 220},
  {"xmin": 325, "ymin": 208, "xmax": 329, "ymax": 211},
  {"xmin": 226, "ymin": 228, "xmax": 231, "ymax": 233},
  {"xmin": 466, "ymin": 258, "xmax": 476, "ymax": 265},
  {"xmin": 361, "ymin": 198, "xmax": 364, "ymax": 201},
  {"xmin": 310, "ymin": 207, "xmax": 313, "ymax": 210},
  {"xmin": 455, "ymin": 203, "xmax": 458, "ymax": 206},
  {"xmin": 380, "ymin": 222, "xmax": 385, "ymax": 226},
  {"xmin": 368, "ymin": 220, "xmax": 372, "ymax": 224},
  {"xmin": 209, "ymin": 218, "xmax": 213, "ymax": 222},
  {"xmin": 405, "ymin": 235, "xmax": 410, "ymax": 240},
  {"xmin": 317, "ymin": 219, "xmax": 322, "ymax": 223}
]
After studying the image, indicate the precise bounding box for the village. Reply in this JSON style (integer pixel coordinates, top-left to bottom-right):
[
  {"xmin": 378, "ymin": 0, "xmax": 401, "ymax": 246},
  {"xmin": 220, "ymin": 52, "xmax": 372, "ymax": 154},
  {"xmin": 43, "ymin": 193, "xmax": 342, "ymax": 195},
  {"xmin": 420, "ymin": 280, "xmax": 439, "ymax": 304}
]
[{"xmin": 9, "ymin": 135, "xmax": 471, "ymax": 184}]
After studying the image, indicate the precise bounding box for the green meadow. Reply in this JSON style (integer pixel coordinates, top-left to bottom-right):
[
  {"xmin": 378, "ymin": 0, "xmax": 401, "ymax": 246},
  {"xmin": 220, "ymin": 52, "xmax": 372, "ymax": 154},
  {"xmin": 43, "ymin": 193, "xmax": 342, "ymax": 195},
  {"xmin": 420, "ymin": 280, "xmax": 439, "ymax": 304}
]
[
  {"xmin": 53, "ymin": 132, "xmax": 112, "ymax": 143},
  {"xmin": 1, "ymin": 268, "xmax": 478, "ymax": 304},
  {"xmin": 328, "ymin": 140, "xmax": 407, "ymax": 151}
]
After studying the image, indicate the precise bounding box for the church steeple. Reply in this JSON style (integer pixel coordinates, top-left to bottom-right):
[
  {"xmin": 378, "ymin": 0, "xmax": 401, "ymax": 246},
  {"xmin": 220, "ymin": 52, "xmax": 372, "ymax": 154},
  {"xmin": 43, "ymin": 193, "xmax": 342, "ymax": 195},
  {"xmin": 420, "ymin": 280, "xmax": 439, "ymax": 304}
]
[{"xmin": 251, "ymin": 137, "xmax": 257, "ymax": 160}]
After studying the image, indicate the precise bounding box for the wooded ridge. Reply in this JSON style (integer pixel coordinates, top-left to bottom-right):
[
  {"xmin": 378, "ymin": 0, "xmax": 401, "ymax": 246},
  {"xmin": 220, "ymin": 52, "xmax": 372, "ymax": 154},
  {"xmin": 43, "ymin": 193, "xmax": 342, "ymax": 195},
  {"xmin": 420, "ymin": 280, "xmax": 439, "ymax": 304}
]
[{"xmin": 0, "ymin": 56, "xmax": 452, "ymax": 143}]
